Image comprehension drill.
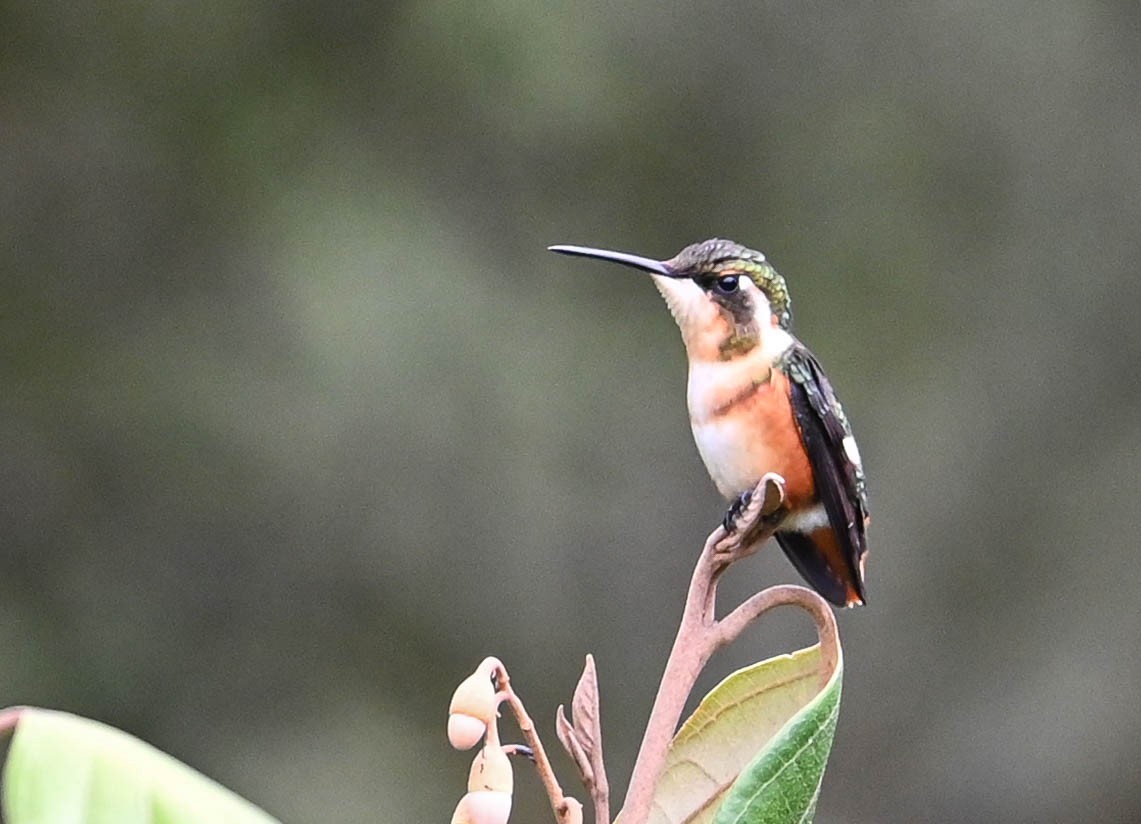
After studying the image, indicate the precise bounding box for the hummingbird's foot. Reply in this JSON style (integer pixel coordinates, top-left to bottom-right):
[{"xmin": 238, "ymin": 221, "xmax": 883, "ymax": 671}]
[
  {"xmin": 713, "ymin": 473, "xmax": 787, "ymax": 565},
  {"xmin": 722, "ymin": 490, "xmax": 753, "ymax": 534}
]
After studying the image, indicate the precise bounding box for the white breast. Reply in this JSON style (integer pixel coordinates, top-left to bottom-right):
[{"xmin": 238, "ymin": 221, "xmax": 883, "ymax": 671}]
[
  {"xmin": 685, "ymin": 326, "xmax": 796, "ymax": 500},
  {"xmin": 691, "ymin": 417, "xmax": 759, "ymax": 498}
]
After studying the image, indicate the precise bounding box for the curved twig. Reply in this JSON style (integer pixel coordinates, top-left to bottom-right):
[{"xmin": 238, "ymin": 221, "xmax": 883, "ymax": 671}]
[
  {"xmin": 715, "ymin": 585, "xmax": 839, "ymax": 687},
  {"xmin": 621, "ymin": 474, "xmax": 838, "ymax": 824}
]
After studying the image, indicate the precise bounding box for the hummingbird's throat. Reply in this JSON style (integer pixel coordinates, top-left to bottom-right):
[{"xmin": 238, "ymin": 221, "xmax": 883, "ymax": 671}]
[
  {"xmin": 719, "ymin": 331, "xmax": 759, "ymax": 360},
  {"xmin": 651, "ymin": 275, "xmax": 762, "ymax": 363}
]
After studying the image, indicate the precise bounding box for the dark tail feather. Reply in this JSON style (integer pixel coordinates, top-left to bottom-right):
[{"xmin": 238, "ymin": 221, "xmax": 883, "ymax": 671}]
[{"xmin": 775, "ymin": 529, "xmax": 866, "ymax": 608}]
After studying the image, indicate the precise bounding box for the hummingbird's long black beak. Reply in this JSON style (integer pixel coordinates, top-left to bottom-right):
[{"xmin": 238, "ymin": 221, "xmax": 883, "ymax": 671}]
[{"xmin": 548, "ymin": 244, "xmax": 677, "ymax": 277}]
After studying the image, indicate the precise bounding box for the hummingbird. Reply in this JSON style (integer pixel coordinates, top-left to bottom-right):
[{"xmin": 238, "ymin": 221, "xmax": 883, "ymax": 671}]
[{"xmin": 549, "ymin": 239, "xmax": 869, "ymax": 607}]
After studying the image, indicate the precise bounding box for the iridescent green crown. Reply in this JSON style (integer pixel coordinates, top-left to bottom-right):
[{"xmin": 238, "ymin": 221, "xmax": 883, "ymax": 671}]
[{"xmin": 672, "ymin": 238, "xmax": 792, "ymax": 329}]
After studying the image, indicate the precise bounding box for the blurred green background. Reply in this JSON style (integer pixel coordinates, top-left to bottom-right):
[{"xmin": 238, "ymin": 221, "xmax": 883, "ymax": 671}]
[{"xmin": 3, "ymin": 2, "xmax": 1140, "ymax": 822}]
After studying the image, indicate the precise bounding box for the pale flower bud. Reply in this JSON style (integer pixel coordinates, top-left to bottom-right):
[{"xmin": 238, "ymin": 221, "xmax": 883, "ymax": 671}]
[
  {"xmin": 450, "ymin": 790, "xmax": 512, "ymax": 824},
  {"xmin": 447, "ymin": 713, "xmax": 487, "ymax": 751},
  {"xmin": 451, "ymin": 743, "xmax": 513, "ymax": 824},
  {"xmin": 467, "ymin": 743, "xmax": 513, "ymax": 794},
  {"xmin": 447, "ymin": 658, "xmax": 499, "ymax": 750}
]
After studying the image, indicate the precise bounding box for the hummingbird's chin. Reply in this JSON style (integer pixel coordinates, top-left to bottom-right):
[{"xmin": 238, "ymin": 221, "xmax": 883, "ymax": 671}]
[{"xmin": 650, "ymin": 275, "xmax": 712, "ymax": 346}]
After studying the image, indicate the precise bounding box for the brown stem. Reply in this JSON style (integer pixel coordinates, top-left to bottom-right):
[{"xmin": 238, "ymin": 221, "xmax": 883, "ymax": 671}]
[
  {"xmin": 620, "ymin": 529, "xmax": 738, "ymax": 824},
  {"xmin": 494, "ymin": 663, "xmax": 581, "ymax": 824},
  {"xmin": 622, "ymin": 474, "xmax": 835, "ymax": 824},
  {"xmin": 716, "ymin": 585, "xmax": 839, "ymax": 687},
  {"xmin": 622, "ymin": 584, "xmax": 836, "ymax": 824}
]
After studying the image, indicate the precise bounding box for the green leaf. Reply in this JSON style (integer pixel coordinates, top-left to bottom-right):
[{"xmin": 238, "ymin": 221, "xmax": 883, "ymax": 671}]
[
  {"xmin": 1, "ymin": 707, "xmax": 281, "ymax": 824},
  {"xmin": 647, "ymin": 643, "xmax": 842, "ymax": 824},
  {"xmin": 711, "ymin": 658, "xmax": 840, "ymax": 824}
]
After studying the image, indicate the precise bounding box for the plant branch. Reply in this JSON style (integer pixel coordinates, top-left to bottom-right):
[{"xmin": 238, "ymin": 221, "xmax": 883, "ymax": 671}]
[
  {"xmin": 621, "ymin": 473, "xmax": 837, "ymax": 824},
  {"xmin": 494, "ymin": 662, "xmax": 582, "ymax": 824},
  {"xmin": 716, "ymin": 586, "xmax": 839, "ymax": 687}
]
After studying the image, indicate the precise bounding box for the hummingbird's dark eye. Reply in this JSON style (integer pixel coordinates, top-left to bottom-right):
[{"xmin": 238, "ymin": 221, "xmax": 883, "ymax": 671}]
[{"xmin": 713, "ymin": 275, "xmax": 740, "ymax": 295}]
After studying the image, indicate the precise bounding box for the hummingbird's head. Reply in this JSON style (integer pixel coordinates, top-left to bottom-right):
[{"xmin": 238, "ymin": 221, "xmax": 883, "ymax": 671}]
[{"xmin": 549, "ymin": 238, "xmax": 792, "ymax": 363}]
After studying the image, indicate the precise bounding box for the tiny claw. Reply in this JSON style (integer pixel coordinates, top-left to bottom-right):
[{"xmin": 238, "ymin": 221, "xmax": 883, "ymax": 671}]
[
  {"xmin": 502, "ymin": 743, "xmax": 536, "ymax": 762},
  {"xmin": 722, "ymin": 490, "xmax": 753, "ymax": 533},
  {"xmin": 713, "ymin": 473, "xmax": 788, "ymax": 565}
]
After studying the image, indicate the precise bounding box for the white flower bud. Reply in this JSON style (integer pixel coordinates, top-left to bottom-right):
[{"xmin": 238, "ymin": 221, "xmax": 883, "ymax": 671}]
[
  {"xmin": 467, "ymin": 744, "xmax": 513, "ymax": 794},
  {"xmin": 447, "ymin": 658, "xmax": 499, "ymax": 750},
  {"xmin": 450, "ymin": 790, "xmax": 512, "ymax": 824},
  {"xmin": 447, "ymin": 713, "xmax": 487, "ymax": 751}
]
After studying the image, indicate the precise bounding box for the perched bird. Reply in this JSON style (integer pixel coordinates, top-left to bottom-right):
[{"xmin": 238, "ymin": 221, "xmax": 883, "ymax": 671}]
[{"xmin": 549, "ymin": 239, "xmax": 869, "ymax": 607}]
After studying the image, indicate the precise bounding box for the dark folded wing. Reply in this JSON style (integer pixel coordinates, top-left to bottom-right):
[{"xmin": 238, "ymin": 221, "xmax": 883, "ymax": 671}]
[
  {"xmin": 774, "ymin": 530, "xmax": 855, "ymax": 607},
  {"xmin": 779, "ymin": 343, "xmax": 869, "ymax": 602}
]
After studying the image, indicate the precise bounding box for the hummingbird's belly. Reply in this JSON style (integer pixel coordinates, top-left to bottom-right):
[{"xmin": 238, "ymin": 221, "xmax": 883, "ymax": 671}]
[
  {"xmin": 688, "ymin": 372, "xmax": 816, "ymax": 506},
  {"xmin": 690, "ymin": 418, "xmax": 803, "ymax": 498}
]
